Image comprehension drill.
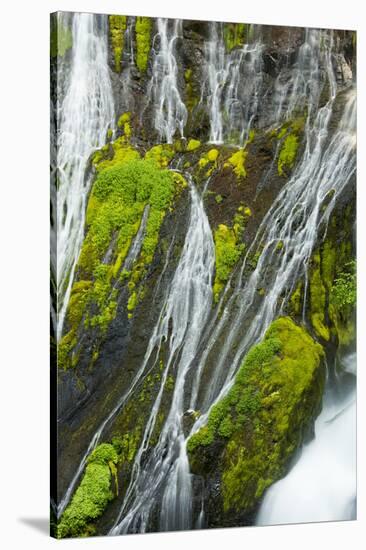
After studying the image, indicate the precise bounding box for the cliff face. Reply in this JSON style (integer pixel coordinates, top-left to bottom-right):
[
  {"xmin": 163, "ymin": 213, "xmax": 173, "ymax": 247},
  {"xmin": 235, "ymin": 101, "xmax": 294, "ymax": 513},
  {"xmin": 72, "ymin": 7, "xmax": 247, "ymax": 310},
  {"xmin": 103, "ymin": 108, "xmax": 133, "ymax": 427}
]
[{"xmin": 51, "ymin": 14, "xmax": 356, "ymax": 537}]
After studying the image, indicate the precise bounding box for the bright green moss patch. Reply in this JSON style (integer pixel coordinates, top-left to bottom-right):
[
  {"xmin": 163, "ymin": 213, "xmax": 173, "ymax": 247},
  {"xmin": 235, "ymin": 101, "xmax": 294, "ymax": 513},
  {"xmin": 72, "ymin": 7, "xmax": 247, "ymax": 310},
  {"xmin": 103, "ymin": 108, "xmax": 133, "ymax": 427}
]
[
  {"xmin": 213, "ymin": 223, "xmax": 245, "ymax": 302},
  {"xmin": 207, "ymin": 148, "xmax": 219, "ymax": 162},
  {"xmin": 278, "ymin": 134, "xmax": 299, "ymax": 176},
  {"xmin": 330, "ymin": 261, "xmax": 356, "ymax": 312},
  {"xmin": 198, "ymin": 149, "xmax": 220, "ymax": 176},
  {"xmin": 135, "ymin": 17, "xmax": 152, "ymax": 72},
  {"xmin": 117, "ymin": 112, "xmax": 131, "ymax": 139},
  {"xmin": 59, "ymin": 157, "xmax": 180, "ymax": 367},
  {"xmin": 188, "ymin": 317, "xmax": 324, "ymax": 514},
  {"xmin": 187, "ymin": 139, "xmax": 201, "ymax": 151},
  {"xmin": 145, "ymin": 144, "xmax": 175, "ymax": 167},
  {"xmin": 226, "ymin": 149, "xmax": 247, "ymax": 178},
  {"xmin": 57, "ymin": 443, "xmax": 118, "ymax": 538},
  {"xmin": 223, "ymin": 22, "xmax": 248, "ymax": 51},
  {"xmin": 50, "ymin": 18, "xmax": 73, "ymax": 58},
  {"xmin": 92, "ymin": 140, "xmax": 139, "ymax": 172},
  {"xmin": 109, "ymin": 15, "xmax": 127, "ymax": 72}
]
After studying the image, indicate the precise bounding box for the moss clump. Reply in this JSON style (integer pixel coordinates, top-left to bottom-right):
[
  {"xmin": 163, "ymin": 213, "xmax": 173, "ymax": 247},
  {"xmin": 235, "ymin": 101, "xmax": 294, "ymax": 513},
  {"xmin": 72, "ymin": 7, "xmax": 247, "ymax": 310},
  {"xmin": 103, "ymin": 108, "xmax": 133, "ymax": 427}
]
[
  {"xmin": 145, "ymin": 144, "xmax": 175, "ymax": 167},
  {"xmin": 50, "ymin": 17, "xmax": 73, "ymax": 58},
  {"xmin": 329, "ymin": 261, "xmax": 356, "ymax": 346},
  {"xmin": 59, "ymin": 156, "xmax": 180, "ymax": 367},
  {"xmin": 184, "ymin": 69, "xmax": 199, "ymax": 112},
  {"xmin": 57, "ymin": 443, "xmax": 118, "ymax": 538},
  {"xmin": 117, "ymin": 112, "xmax": 131, "ymax": 140},
  {"xmin": 198, "ymin": 149, "xmax": 220, "ymax": 177},
  {"xmin": 290, "ymin": 281, "xmax": 303, "ymax": 316},
  {"xmin": 92, "ymin": 138, "xmax": 139, "ymax": 173},
  {"xmin": 223, "ymin": 22, "xmax": 247, "ymax": 52},
  {"xmin": 278, "ymin": 134, "xmax": 299, "ymax": 176},
  {"xmin": 330, "ymin": 261, "xmax": 356, "ymax": 312},
  {"xmin": 109, "ymin": 15, "xmax": 127, "ymax": 72},
  {"xmin": 207, "ymin": 148, "xmax": 219, "ymax": 162},
  {"xmin": 226, "ymin": 149, "xmax": 247, "ymax": 178},
  {"xmin": 135, "ymin": 17, "xmax": 152, "ymax": 72},
  {"xmin": 188, "ymin": 317, "xmax": 324, "ymax": 514},
  {"xmin": 187, "ymin": 139, "xmax": 201, "ymax": 152},
  {"xmin": 213, "ymin": 222, "xmax": 245, "ymax": 302},
  {"xmin": 310, "ymin": 252, "xmax": 330, "ymax": 341}
]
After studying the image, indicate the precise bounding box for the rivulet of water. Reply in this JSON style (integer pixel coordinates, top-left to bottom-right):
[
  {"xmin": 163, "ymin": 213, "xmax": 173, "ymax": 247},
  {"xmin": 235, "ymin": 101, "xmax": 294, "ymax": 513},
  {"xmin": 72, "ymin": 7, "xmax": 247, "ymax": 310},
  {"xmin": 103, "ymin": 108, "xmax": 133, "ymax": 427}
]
[{"xmin": 54, "ymin": 13, "xmax": 115, "ymax": 340}]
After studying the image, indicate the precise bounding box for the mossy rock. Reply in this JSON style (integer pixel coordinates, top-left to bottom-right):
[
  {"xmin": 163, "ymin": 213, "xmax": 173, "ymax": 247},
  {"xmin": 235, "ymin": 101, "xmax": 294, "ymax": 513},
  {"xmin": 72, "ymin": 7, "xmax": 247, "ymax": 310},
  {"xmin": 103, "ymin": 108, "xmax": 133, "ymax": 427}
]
[{"xmin": 188, "ymin": 317, "xmax": 325, "ymax": 525}]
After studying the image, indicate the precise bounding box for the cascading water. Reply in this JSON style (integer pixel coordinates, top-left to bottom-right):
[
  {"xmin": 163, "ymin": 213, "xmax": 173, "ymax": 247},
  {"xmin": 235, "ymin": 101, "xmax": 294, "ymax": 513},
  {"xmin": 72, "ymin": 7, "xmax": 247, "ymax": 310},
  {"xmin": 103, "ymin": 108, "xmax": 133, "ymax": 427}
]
[
  {"xmin": 54, "ymin": 12, "xmax": 115, "ymax": 339},
  {"xmin": 148, "ymin": 18, "xmax": 188, "ymax": 143},
  {"xmin": 190, "ymin": 33, "xmax": 355, "ymax": 416},
  {"xmin": 56, "ymin": 18, "xmax": 356, "ymax": 535},
  {"xmin": 204, "ymin": 22, "xmax": 263, "ymax": 145},
  {"xmin": 109, "ymin": 177, "xmax": 215, "ymax": 534},
  {"xmin": 257, "ymin": 352, "xmax": 356, "ymax": 525}
]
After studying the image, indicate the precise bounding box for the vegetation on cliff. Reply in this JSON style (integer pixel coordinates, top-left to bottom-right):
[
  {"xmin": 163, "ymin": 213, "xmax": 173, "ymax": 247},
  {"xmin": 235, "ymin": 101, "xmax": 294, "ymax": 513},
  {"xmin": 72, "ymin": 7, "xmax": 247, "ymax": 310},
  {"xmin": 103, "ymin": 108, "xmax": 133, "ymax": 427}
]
[
  {"xmin": 57, "ymin": 443, "xmax": 119, "ymax": 538},
  {"xmin": 188, "ymin": 317, "xmax": 324, "ymax": 514}
]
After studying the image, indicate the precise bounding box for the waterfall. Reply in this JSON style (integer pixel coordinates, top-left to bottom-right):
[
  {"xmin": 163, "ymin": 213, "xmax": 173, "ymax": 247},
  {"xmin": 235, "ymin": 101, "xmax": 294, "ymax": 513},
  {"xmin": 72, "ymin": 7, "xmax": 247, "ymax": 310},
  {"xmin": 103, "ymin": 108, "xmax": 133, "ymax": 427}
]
[
  {"xmin": 54, "ymin": 12, "xmax": 115, "ymax": 340},
  {"xmin": 109, "ymin": 177, "xmax": 215, "ymax": 534},
  {"xmin": 55, "ymin": 17, "xmax": 356, "ymax": 534},
  {"xmin": 257, "ymin": 353, "xmax": 356, "ymax": 525},
  {"xmin": 148, "ymin": 18, "xmax": 188, "ymax": 143},
  {"xmin": 190, "ymin": 41, "xmax": 355, "ymax": 441},
  {"xmin": 204, "ymin": 22, "xmax": 263, "ymax": 145},
  {"xmin": 273, "ymin": 29, "xmax": 331, "ymax": 124}
]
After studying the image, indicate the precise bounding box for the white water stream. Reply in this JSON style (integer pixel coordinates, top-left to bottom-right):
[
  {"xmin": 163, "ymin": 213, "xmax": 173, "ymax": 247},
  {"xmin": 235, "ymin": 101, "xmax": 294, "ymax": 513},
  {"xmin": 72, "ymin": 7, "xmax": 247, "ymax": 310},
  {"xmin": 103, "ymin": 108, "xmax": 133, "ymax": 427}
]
[
  {"xmin": 57, "ymin": 21, "xmax": 356, "ymax": 532},
  {"xmin": 55, "ymin": 13, "xmax": 115, "ymax": 339},
  {"xmin": 204, "ymin": 22, "xmax": 263, "ymax": 145},
  {"xmin": 148, "ymin": 18, "xmax": 188, "ymax": 143},
  {"xmin": 110, "ymin": 177, "xmax": 215, "ymax": 534}
]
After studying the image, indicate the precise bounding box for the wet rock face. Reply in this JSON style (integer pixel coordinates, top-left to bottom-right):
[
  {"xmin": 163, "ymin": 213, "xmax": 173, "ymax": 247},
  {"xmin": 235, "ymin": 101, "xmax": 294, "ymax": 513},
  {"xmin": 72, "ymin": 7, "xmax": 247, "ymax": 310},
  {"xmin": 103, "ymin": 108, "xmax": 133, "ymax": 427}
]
[
  {"xmin": 187, "ymin": 318, "xmax": 326, "ymax": 527},
  {"xmin": 53, "ymin": 14, "xmax": 356, "ymax": 537}
]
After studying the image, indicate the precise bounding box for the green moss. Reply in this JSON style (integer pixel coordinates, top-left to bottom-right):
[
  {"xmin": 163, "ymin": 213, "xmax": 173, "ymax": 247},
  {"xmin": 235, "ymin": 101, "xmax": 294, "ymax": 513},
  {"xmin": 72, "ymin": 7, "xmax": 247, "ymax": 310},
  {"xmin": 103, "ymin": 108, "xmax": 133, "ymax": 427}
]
[
  {"xmin": 329, "ymin": 261, "xmax": 356, "ymax": 345},
  {"xmin": 215, "ymin": 194, "xmax": 223, "ymax": 205},
  {"xmin": 226, "ymin": 149, "xmax": 247, "ymax": 178},
  {"xmin": 188, "ymin": 317, "xmax": 324, "ymax": 513},
  {"xmin": 60, "ymin": 156, "xmax": 179, "ymax": 367},
  {"xmin": 57, "ymin": 443, "xmax": 118, "ymax": 538},
  {"xmin": 290, "ymin": 281, "xmax": 303, "ymax": 316},
  {"xmin": 109, "ymin": 15, "xmax": 127, "ymax": 72},
  {"xmin": 117, "ymin": 112, "xmax": 131, "ymax": 140},
  {"xmin": 50, "ymin": 17, "xmax": 73, "ymax": 58},
  {"xmin": 223, "ymin": 22, "xmax": 247, "ymax": 51},
  {"xmin": 145, "ymin": 144, "xmax": 175, "ymax": 168},
  {"xmin": 187, "ymin": 139, "xmax": 201, "ymax": 151},
  {"xmin": 184, "ymin": 69, "xmax": 199, "ymax": 112},
  {"xmin": 92, "ymin": 140, "xmax": 139, "ymax": 172},
  {"xmin": 135, "ymin": 17, "xmax": 152, "ymax": 72},
  {"xmin": 330, "ymin": 261, "xmax": 356, "ymax": 311},
  {"xmin": 207, "ymin": 148, "xmax": 219, "ymax": 162},
  {"xmin": 278, "ymin": 134, "xmax": 299, "ymax": 176},
  {"xmin": 213, "ymin": 223, "xmax": 244, "ymax": 302},
  {"xmin": 310, "ymin": 252, "xmax": 330, "ymax": 341},
  {"xmin": 198, "ymin": 149, "xmax": 220, "ymax": 177}
]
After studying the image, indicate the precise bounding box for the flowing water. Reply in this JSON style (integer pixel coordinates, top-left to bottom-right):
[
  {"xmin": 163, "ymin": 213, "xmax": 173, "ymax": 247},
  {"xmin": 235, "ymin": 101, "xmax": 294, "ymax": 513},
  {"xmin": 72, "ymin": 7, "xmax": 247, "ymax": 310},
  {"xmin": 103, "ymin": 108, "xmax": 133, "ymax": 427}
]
[
  {"xmin": 257, "ymin": 353, "xmax": 356, "ymax": 525},
  {"xmin": 204, "ymin": 22, "xmax": 263, "ymax": 145},
  {"xmin": 55, "ymin": 13, "xmax": 115, "ymax": 339},
  {"xmin": 110, "ymin": 177, "xmax": 215, "ymax": 534},
  {"xmin": 57, "ymin": 21, "xmax": 356, "ymax": 532},
  {"xmin": 148, "ymin": 18, "xmax": 188, "ymax": 143}
]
